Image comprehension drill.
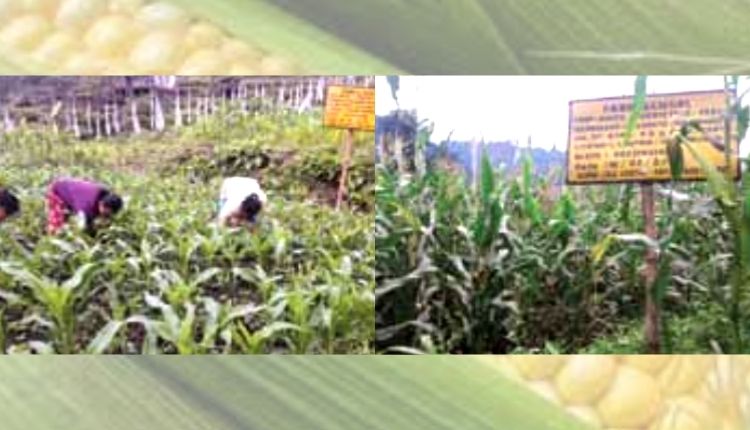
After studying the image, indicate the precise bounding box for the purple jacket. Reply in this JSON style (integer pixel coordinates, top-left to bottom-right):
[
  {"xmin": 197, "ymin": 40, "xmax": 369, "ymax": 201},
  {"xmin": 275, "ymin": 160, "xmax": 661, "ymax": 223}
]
[{"xmin": 51, "ymin": 178, "xmax": 106, "ymax": 219}]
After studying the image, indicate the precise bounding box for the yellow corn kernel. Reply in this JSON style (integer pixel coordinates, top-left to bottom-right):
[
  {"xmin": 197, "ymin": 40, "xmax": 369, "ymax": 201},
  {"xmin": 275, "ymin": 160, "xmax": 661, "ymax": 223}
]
[
  {"xmin": 108, "ymin": 0, "xmax": 143, "ymax": 13},
  {"xmin": 135, "ymin": 1, "xmax": 188, "ymax": 31},
  {"xmin": 32, "ymin": 30, "xmax": 78, "ymax": 64},
  {"xmin": 84, "ymin": 14, "xmax": 135, "ymax": 56},
  {"xmin": 492, "ymin": 355, "xmax": 750, "ymax": 430},
  {"xmin": 20, "ymin": 0, "xmax": 59, "ymax": 17},
  {"xmin": 0, "ymin": 0, "xmax": 21, "ymax": 17},
  {"xmin": 228, "ymin": 62, "xmax": 261, "ymax": 76},
  {"xmin": 555, "ymin": 355, "xmax": 617, "ymax": 405},
  {"xmin": 128, "ymin": 30, "xmax": 185, "ymax": 74},
  {"xmin": 56, "ymin": 0, "xmax": 107, "ymax": 29},
  {"xmin": 260, "ymin": 56, "xmax": 297, "ymax": 75},
  {"xmin": 178, "ymin": 49, "xmax": 226, "ymax": 75},
  {"xmin": 657, "ymin": 356, "xmax": 713, "ymax": 396},
  {"xmin": 221, "ymin": 39, "xmax": 264, "ymax": 65},
  {"xmin": 0, "ymin": 0, "xmax": 300, "ymax": 75},
  {"xmin": 63, "ymin": 51, "xmax": 107, "ymax": 74},
  {"xmin": 596, "ymin": 365, "xmax": 662, "ymax": 428},
  {"xmin": 0, "ymin": 14, "xmax": 52, "ymax": 50},
  {"xmin": 508, "ymin": 355, "xmax": 565, "ymax": 380},
  {"xmin": 184, "ymin": 22, "xmax": 225, "ymax": 52},
  {"xmin": 650, "ymin": 397, "xmax": 721, "ymax": 430},
  {"xmin": 621, "ymin": 355, "xmax": 672, "ymax": 374}
]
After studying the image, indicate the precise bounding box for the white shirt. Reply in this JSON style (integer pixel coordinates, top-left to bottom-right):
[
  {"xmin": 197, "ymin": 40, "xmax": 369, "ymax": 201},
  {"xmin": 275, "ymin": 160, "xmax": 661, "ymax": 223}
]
[{"xmin": 217, "ymin": 177, "xmax": 267, "ymax": 223}]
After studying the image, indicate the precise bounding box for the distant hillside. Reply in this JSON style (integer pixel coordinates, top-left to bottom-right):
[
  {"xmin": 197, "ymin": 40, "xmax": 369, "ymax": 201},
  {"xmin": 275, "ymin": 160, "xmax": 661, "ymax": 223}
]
[
  {"xmin": 375, "ymin": 114, "xmax": 566, "ymax": 180},
  {"xmin": 427, "ymin": 140, "xmax": 566, "ymax": 180}
]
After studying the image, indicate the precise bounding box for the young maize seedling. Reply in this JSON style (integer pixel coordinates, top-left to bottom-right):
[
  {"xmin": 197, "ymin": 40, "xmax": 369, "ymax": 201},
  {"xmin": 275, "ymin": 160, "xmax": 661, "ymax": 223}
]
[
  {"xmin": 0, "ymin": 262, "xmax": 99, "ymax": 354},
  {"xmin": 485, "ymin": 355, "xmax": 750, "ymax": 430},
  {"xmin": 232, "ymin": 320, "xmax": 299, "ymax": 354},
  {"xmin": 0, "ymin": 0, "xmax": 396, "ymax": 74}
]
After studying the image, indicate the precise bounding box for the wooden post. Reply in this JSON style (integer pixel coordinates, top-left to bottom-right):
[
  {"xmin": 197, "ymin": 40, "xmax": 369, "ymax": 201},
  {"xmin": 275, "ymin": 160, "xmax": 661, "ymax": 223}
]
[
  {"xmin": 641, "ymin": 182, "xmax": 661, "ymax": 353},
  {"xmin": 336, "ymin": 129, "xmax": 355, "ymax": 210}
]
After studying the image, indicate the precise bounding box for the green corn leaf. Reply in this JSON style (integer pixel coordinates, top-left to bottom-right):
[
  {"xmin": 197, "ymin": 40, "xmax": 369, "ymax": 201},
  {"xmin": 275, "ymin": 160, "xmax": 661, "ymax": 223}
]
[
  {"xmin": 0, "ymin": 357, "xmax": 594, "ymax": 429},
  {"xmin": 743, "ymin": 179, "xmax": 750, "ymax": 229},
  {"xmin": 666, "ymin": 139, "xmax": 684, "ymax": 181},
  {"xmin": 61, "ymin": 263, "xmax": 99, "ymax": 291},
  {"xmin": 189, "ymin": 268, "xmax": 223, "ymax": 289},
  {"xmin": 623, "ymin": 75, "xmax": 647, "ymax": 146},
  {"xmin": 682, "ymin": 141, "xmax": 736, "ymax": 208},
  {"xmin": 737, "ymin": 105, "xmax": 749, "ymax": 142},
  {"xmin": 480, "ymin": 149, "xmax": 495, "ymax": 205},
  {"xmin": 86, "ymin": 320, "xmax": 125, "ymax": 354},
  {"xmin": 272, "ymin": 0, "xmax": 525, "ymax": 74},
  {"xmin": 178, "ymin": 303, "xmax": 197, "ymax": 354},
  {"xmin": 521, "ymin": 153, "xmax": 542, "ymax": 225},
  {"xmin": 618, "ymin": 184, "xmax": 635, "ymax": 226},
  {"xmin": 613, "ymin": 233, "xmax": 660, "ymax": 250},
  {"xmin": 591, "ymin": 235, "xmax": 616, "ymax": 265},
  {"xmin": 652, "ymin": 252, "xmax": 673, "ymax": 307},
  {"xmin": 273, "ymin": 1, "xmax": 750, "ymax": 74},
  {"xmin": 486, "ymin": 200, "xmax": 504, "ymax": 250},
  {"xmin": 223, "ymin": 304, "xmax": 265, "ymax": 326},
  {"xmin": 0, "ymin": 309, "xmax": 5, "ymax": 354},
  {"xmin": 0, "ymin": 263, "xmax": 51, "ymax": 292},
  {"xmin": 144, "ymin": 293, "xmax": 181, "ymax": 337}
]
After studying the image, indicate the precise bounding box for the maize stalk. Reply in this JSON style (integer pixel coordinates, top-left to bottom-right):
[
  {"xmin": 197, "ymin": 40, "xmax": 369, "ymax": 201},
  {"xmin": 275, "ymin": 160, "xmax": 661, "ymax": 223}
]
[
  {"xmin": 485, "ymin": 355, "xmax": 750, "ymax": 430},
  {"xmin": 0, "ymin": 0, "xmax": 397, "ymax": 75}
]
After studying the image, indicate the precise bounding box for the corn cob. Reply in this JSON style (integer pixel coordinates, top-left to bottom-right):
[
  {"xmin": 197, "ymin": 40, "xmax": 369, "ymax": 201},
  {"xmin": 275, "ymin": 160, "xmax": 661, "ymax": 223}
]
[
  {"xmin": 0, "ymin": 0, "xmax": 395, "ymax": 75},
  {"xmin": 485, "ymin": 355, "xmax": 750, "ymax": 430}
]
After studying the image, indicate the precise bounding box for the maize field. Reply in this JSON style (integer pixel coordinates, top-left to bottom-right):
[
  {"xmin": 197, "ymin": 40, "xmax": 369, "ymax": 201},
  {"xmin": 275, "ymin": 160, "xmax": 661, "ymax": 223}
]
[
  {"xmin": 376, "ymin": 76, "xmax": 750, "ymax": 355},
  {"xmin": 0, "ymin": 102, "xmax": 375, "ymax": 354},
  {"xmin": 375, "ymin": 156, "xmax": 750, "ymax": 354}
]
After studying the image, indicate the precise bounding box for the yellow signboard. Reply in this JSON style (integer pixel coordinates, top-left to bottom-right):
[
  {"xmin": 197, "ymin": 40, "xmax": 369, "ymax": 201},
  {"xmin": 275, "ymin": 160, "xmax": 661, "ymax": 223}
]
[
  {"xmin": 567, "ymin": 90, "xmax": 739, "ymax": 184},
  {"xmin": 323, "ymin": 86, "xmax": 375, "ymax": 131}
]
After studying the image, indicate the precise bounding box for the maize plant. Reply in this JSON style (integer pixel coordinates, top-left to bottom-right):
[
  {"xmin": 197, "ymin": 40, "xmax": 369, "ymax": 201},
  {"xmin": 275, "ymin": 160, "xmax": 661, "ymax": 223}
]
[
  {"xmin": 664, "ymin": 76, "xmax": 750, "ymax": 353},
  {"xmin": 0, "ymin": 108, "xmax": 374, "ymax": 354}
]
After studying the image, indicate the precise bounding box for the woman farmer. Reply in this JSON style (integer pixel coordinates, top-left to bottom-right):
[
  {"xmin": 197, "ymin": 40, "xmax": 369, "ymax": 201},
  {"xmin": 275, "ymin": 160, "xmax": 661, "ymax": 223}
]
[
  {"xmin": 0, "ymin": 188, "xmax": 20, "ymax": 223},
  {"xmin": 217, "ymin": 177, "xmax": 267, "ymax": 229},
  {"xmin": 46, "ymin": 178, "xmax": 123, "ymax": 235}
]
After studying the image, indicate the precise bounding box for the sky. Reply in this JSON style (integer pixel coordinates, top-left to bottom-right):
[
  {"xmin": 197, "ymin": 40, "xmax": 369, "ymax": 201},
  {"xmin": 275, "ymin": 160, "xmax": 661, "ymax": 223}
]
[{"xmin": 375, "ymin": 76, "xmax": 750, "ymax": 155}]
